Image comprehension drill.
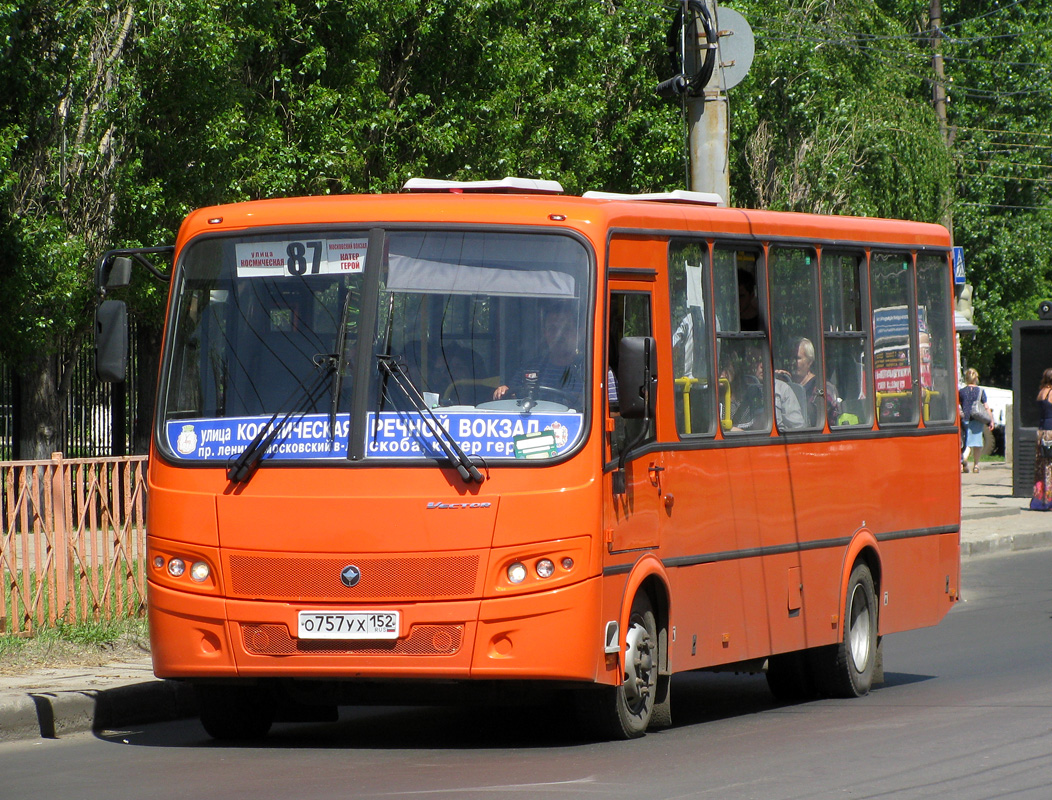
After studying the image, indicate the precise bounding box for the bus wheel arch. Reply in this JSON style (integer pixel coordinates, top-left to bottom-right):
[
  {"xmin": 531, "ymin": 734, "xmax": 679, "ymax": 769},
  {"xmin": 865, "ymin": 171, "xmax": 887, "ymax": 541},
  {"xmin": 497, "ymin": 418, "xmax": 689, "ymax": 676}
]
[
  {"xmin": 632, "ymin": 572, "xmax": 672, "ymax": 730},
  {"xmin": 579, "ymin": 559, "xmax": 671, "ymax": 738},
  {"xmin": 819, "ymin": 543, "xmax": 882, "ymax": 698}
]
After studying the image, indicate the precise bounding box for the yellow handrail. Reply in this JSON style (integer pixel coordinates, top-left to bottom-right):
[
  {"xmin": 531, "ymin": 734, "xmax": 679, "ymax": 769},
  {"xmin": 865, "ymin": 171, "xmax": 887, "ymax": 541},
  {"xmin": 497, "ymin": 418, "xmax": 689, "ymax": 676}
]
[
  {"xmin": 719, "ymin": 377, "xmax": 731, "ymax": 430},
  {"xmin": 874, "ymin": 388, "xmax": 939, "ymax": 423},
  {"xmin": 674, "ymin": 376, "xmax": 698, "ymax": 434}
]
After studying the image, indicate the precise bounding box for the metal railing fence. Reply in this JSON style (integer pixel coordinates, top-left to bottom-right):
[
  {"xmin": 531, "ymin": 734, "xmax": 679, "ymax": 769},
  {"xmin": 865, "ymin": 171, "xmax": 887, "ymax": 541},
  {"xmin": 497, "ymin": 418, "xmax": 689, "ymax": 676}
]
[{"xmin": 0, "ymin": 453, "xmax": 148, "ymax": 635}]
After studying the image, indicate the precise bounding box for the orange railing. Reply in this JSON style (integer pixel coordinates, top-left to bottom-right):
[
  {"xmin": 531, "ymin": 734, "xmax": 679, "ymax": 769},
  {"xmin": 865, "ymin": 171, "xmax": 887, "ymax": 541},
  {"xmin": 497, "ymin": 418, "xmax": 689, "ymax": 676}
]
[{"xmin": 0, "ymin": 454, "xmax": 147, "ymax": 635}]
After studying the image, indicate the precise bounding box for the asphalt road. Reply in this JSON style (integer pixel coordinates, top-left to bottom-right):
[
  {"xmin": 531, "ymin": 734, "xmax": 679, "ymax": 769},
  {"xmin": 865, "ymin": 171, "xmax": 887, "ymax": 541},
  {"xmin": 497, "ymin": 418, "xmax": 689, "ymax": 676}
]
[{"xmin": 2, "ymin": 548, "xmax": 1050, "ymax": 800}]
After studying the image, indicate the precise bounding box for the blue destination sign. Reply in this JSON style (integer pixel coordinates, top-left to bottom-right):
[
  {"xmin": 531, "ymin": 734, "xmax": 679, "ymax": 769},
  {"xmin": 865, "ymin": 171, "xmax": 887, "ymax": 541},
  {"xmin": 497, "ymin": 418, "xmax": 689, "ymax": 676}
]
[{"xmin": 166, "ymin": 410, "xmax": 584, "ymax": 462}]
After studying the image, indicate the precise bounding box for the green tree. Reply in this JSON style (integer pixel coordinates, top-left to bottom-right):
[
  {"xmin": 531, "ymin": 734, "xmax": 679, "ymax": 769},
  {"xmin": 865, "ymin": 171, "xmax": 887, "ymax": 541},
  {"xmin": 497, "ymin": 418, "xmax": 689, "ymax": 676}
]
[
  {"xmin": 0, "ymin": 2, "xmax": 138, "ymax": 458},
  {"xmin": 939, "ymin": 0, "xmax": 1052, "ymax": 384},
  {"xmin": 728, "ymin": 0, "xmax": 953, "ymax": 221}
]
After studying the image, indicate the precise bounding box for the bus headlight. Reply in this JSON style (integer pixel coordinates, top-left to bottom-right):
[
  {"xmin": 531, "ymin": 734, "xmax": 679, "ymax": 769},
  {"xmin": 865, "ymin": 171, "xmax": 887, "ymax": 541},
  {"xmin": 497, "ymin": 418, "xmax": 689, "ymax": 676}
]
[
  {"xmin": 536, "ymin": 559, "xmax": 555, "ymax": 579},
  {"xmin": 190, "ymin": 561, "xmax": 211, "ymax": 583},
  {"xmin": 167, "ymin": 558, "xmax": 186, "ymax": 577},
  {"xmin": 507, "ymin": 562, "xmax": 528, "ymax": 584}
]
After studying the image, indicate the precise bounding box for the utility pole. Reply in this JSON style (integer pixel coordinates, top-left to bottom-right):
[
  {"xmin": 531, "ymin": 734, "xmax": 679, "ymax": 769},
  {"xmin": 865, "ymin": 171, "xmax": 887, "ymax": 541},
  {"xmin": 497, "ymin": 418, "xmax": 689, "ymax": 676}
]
[
  {"xmin": 930, "ymin": 0, "xmax": 954, "ymax": 239},
  {"xmin": 684, "ymin": 0, "xmax": 728, "ymax": 201}
]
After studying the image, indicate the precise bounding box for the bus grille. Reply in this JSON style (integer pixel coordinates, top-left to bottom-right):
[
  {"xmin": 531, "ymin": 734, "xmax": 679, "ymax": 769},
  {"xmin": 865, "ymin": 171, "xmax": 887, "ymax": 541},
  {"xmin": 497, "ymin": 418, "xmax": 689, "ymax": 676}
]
[
  {"xmin": 240, "ymin": 623, "xmax": 464, "ymax": 656},
  {"xmin": 226, "ymin": 554, "xmax": 482, "ymax": 601}
]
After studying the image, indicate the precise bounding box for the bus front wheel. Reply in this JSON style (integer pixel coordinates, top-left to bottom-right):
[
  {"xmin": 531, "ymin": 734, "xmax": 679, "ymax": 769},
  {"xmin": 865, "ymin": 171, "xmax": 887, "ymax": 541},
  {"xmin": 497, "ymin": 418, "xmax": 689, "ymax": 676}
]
[{"xmin": 577, "ymin": 592, "xmax": 659, "ymax": 739}]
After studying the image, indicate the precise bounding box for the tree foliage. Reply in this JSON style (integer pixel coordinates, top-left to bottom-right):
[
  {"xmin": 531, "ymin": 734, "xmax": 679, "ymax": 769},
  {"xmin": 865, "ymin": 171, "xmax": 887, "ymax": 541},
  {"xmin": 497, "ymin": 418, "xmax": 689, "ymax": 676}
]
[{"xmin": 2, "ymin": 0, "xmax": 1051, "ymax": 454}]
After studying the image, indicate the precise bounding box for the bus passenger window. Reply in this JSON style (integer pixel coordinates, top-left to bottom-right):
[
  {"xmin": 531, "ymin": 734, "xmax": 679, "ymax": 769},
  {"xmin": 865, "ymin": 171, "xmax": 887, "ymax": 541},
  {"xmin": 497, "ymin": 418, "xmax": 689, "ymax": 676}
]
[
  {"xmin": 668, "ymin": 241, "xmax": 715, "ymax": 436},
  {"xmin": 769, "ymin": 246, "xmax": 829, "ymax": 431},
  {"xmin": 916, "ymin": 252, "xmax": 956, "ymax": 423},
  {"xmin": 822, "ymin": 252, "xmax": 872, "ymax": 427},
  {"xmin": 714, "ymin": 247, "xmax": 779, "ymax": 433},
  {"xmin": 871, "ymin": 251, "xmax": 919, "ymax": 425}
]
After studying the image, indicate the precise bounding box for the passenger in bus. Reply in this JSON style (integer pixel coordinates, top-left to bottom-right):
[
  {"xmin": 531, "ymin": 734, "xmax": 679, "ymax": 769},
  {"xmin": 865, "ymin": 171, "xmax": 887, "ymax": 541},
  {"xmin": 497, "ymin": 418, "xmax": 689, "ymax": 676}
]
[
  {"xmin": 493, "ymin": 302, "xmax": 584, "ymax": 406},
  {"xmin": 430, "ymin": 344, "xmax": 482, "ymax": 405},
  {"xmin": 719, "ymin": 347, "xmax": 803, "ymax": 431},
  {"xmin": 780, "ymin": 337, "xmax": 841, "ymax": 427},
  {"xmin": 750, "ymin": 347, "xmax": 805, "ymax": 430},
  {"xmin": 738, "ymin": 268, "xmax": 762, "ymax": 331}
]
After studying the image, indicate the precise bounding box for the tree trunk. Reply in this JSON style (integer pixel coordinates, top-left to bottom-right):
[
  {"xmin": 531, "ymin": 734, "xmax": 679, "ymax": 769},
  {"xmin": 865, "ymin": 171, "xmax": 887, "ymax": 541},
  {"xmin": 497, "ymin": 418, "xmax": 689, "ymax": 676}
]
[
  {"xmin": 18, "ymin": 353, "xmax": 64, "ymax": 460},
  {"xmin": 133, "ymin": 323, "xmax": 162, "ymax": 455}
]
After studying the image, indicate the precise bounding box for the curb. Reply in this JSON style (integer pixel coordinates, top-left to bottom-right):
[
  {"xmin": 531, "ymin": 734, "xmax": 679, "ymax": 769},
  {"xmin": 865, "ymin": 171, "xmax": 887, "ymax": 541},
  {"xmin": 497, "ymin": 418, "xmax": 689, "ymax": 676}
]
[
  {"xmin": 0, "ymin": 679, "xmax": 196, "ymax": 743},
  {"xmin": 961, "ymin": 529, "xmax": 1052, "ymax": 558}
]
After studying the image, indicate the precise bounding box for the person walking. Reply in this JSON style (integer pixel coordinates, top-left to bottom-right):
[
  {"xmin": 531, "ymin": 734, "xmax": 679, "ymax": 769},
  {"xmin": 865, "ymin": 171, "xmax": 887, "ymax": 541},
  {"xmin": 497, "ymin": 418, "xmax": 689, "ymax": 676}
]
[
  {"xmin": 958, "ymin": 368, "xmax": 992, "ymax": 473},
  {"xmin": 1030, "ymin": 368, "xmax": 1052, "ymax": 511}
]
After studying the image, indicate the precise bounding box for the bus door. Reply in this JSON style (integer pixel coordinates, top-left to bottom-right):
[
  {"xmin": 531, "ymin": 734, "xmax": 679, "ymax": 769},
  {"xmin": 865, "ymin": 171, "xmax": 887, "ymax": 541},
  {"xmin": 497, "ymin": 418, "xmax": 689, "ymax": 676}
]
[{"xmin": 604, "ymin": 284, "xmax": 663, "ymax": 554}]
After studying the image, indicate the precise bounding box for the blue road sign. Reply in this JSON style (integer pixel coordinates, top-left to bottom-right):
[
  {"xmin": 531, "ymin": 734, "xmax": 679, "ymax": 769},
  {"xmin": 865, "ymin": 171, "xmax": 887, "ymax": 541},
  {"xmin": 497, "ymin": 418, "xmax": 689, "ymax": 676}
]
[{"xmin": 953, "ymin": 246, "xmax": 966, "ymax": 284}]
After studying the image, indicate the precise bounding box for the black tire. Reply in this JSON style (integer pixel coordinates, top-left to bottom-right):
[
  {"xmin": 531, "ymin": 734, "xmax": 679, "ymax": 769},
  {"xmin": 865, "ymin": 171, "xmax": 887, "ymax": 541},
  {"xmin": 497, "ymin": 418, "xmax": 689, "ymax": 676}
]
[
  {"xmin": 577, "ymin": 592, "xmax": 659, "ymax": 739},
  {"xmin": 195, "ymin": 684, "xmax": 275, "ymax": 741},
  {"xmin": 818, "ymin": 562, "xmax": 878, "ymax": 697}
]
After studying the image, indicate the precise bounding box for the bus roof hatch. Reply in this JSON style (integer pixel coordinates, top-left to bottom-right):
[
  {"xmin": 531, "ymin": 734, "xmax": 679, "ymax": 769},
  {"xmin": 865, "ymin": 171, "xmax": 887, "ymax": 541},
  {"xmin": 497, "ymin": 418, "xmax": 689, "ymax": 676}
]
[
  {"xmin": 402, "ymin": 177, "xmax": 565, "ymax": 194},
  {"xmin": 582, "ymin": 189, "xmax": 725, "ymax": 207}
]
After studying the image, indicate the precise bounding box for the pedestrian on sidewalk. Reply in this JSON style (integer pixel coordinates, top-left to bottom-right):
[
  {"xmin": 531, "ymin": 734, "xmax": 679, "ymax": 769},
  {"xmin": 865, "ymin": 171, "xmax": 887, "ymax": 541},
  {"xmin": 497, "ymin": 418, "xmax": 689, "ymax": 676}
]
[
  {"xmin": 1030, "ymin": 367, "xmax": 1052, "ymax": 511},
  {"xmin": 959, "ymin": 368, "xmax": 992, "ymax": 474}
]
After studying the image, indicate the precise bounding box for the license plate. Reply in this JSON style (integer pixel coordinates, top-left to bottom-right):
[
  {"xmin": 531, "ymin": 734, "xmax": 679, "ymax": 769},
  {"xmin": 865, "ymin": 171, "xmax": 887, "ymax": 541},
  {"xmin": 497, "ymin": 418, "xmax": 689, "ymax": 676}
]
[{"xmin": 297, "ymin": 611, "xmax": 400, "ymax": 640}]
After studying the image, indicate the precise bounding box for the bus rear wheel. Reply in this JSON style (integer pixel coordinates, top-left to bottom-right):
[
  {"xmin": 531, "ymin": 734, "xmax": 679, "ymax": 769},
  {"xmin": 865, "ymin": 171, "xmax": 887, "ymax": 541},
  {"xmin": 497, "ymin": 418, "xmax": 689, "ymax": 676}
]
[
  {"xmin": 577, "ymin": 592, "xmax": 659, "ymax": 739},
  {"xmin": 817, "ymin": 562, "xmax": 878, "ymax": 698},
  {"xmin": 195, "ymin": 683, "xmax": 275, "ymax": 741}
]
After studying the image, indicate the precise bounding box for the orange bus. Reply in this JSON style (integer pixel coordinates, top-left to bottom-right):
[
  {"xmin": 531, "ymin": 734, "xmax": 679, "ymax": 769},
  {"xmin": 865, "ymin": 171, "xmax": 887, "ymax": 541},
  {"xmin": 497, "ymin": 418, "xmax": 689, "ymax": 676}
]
[{"xmin": 94, "ymin": 178, "xmax": 961, "ymax": 740}]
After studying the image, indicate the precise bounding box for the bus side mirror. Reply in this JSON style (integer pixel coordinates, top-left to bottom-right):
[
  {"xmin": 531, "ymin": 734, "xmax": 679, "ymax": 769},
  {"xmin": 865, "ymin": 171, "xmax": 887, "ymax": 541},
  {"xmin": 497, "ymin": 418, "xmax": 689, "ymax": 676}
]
[
  {"xmin": 617, "ymin": 336, "xmax": 657, "ymax": 420},
  {"xmin": 100, "ymin": 255, "xmax": 133, "ymax": 291},
  {"xmin": 95, "ymin": 299, "xmax": 129, "ymax": 383}
]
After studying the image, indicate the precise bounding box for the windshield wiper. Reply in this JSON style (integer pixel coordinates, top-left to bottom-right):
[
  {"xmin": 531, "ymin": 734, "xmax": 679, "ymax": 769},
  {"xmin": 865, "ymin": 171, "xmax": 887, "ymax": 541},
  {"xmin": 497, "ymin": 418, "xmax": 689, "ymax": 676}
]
[
  {"xmin": 376, "ymin": 355, "xmax": 485, "ymax": 484},
  {"xmin": 329, "ymin": 292, "xmax": 355, "ymax": 444},
  {"xmin": 227, "ymin": 357, "xmax": 335, "ymax": 484}
]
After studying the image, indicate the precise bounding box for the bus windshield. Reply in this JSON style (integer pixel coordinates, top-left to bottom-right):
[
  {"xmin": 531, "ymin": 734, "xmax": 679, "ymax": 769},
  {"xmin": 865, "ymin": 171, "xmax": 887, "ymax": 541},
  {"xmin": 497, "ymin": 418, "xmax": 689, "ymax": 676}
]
[{"xmin": 158, "ymin": 229, "xmax": 592, "ymax": 466}]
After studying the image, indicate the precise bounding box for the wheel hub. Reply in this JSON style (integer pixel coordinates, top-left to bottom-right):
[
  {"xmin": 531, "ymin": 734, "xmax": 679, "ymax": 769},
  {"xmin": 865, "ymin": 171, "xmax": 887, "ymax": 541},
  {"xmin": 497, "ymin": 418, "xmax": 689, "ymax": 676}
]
[{"xmin": 623, "ymin": 621, "xmax": 654, "ymax": 708}]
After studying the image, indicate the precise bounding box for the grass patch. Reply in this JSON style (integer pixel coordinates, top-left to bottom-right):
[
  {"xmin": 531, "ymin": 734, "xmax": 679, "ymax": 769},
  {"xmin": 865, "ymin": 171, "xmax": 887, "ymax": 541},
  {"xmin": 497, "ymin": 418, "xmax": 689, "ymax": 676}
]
[{"xmin": 0, "ymin": 616, "xmax": 149, "ymax": 674}]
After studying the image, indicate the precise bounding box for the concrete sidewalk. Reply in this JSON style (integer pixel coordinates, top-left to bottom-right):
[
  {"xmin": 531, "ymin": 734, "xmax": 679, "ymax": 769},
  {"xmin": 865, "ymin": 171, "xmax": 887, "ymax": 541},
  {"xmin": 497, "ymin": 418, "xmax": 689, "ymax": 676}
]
[{"xmin": 2, "ymin": 460, "xmax": 1048, "ymax": 744}]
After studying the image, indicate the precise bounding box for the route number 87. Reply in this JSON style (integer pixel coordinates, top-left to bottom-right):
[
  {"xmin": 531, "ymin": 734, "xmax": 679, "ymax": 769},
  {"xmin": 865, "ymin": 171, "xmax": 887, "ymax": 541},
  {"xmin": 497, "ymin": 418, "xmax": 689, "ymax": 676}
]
[{"xmin": 286, "ymin": 241, "xmax": 323, "ymax": 275}]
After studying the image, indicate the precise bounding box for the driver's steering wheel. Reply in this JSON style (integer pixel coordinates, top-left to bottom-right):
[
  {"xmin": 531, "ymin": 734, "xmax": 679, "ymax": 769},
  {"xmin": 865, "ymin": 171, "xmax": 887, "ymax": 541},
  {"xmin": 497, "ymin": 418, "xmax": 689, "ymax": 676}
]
[{"xmin": 531, "ymin": 385, "xmax": 577, "ymax": 407}]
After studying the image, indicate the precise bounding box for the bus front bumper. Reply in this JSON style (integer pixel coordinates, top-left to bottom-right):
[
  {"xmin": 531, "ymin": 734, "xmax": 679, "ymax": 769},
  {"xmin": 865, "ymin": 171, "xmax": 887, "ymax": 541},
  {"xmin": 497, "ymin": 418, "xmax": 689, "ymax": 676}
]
[{"xmin": 147, "ymin": 576, "xmax": 604, "ymax": 683}]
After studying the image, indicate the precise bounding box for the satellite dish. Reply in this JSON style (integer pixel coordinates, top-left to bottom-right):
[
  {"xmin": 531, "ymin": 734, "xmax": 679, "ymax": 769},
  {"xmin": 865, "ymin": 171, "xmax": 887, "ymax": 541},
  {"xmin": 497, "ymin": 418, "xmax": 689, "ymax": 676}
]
[{"xmin": 715, "ymin": 7, "xmax": 754, "ymax": 90}]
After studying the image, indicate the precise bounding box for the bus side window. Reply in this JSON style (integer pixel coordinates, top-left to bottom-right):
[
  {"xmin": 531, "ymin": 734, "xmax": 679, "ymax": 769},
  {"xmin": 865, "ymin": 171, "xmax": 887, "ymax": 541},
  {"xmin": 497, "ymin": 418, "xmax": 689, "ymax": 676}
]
[
  {"xmin": 769, "ymin": 246, "xmax": 825, "ymax": 431},
  {"xmin": 871, "ymin": 251, "xmax": 919, "ymax": 426},
  {"xmin": 668, "ymin": 241, "xmax": 715, "ymax": 436},
  {"xmin": 714, "ymin": 247, "xmax": 772, "ymax": 434},
  {"xmin": 915, "ymin": 252, "xmax": 955, "ymax": 423},
  {"xmin": 608, "ymin": 291, "xmax": 653, "ymax": 460},
  {"xmin": 822, "ymin": 252, "xmax": 873, "ymax": 427}
]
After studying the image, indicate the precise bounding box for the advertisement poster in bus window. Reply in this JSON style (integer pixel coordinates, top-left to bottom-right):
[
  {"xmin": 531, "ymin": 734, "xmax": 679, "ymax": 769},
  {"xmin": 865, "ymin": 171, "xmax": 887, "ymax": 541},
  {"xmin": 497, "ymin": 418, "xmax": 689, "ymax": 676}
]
[
  {"xmin": 165, "ymin": 410, "xmax": 583, "ymax": 462},
  {"xmin": 873, "ymin": 305, "xmax": 924, "ymax": 421}
]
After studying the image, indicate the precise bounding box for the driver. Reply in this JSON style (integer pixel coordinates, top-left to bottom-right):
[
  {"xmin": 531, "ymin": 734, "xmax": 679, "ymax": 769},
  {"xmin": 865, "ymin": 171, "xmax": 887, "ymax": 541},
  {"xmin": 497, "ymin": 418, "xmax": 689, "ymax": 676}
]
[{"xmin": 493, "ymin": 302, "xmax": 584, "ymax": 406}]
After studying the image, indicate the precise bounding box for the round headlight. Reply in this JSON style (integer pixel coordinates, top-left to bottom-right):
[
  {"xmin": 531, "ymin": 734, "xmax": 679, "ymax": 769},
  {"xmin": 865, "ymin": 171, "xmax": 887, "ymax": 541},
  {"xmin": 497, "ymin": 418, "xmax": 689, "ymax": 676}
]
[
  {"xmin": 190, "ymin": 561, "xmax": 211, "ymax": 583},
  {"xmin": 152, "ymin": 556, "xmax": 165, "ymax": 570},
  {"xmin": 561, "ymin": 557, "xmax": 574, "ymax": 571},
  {"xmin": 167, "ymin": 558, "xmax": 186, "ymax": 577},
  {"xmin": 536, "ymin": 559, "xmax": 555, "ymax": 579},
  {"xmin": 507, "ymin": 562, "xmax": 528, "ymax": 584}
]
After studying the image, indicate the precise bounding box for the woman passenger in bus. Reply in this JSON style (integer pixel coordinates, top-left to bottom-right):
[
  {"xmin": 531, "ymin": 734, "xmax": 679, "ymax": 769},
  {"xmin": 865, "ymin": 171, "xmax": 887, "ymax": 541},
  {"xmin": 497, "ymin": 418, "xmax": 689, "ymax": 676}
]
[{"xmin": 784, "ymin": 337, "xmax": 841, "ymax": 428}]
